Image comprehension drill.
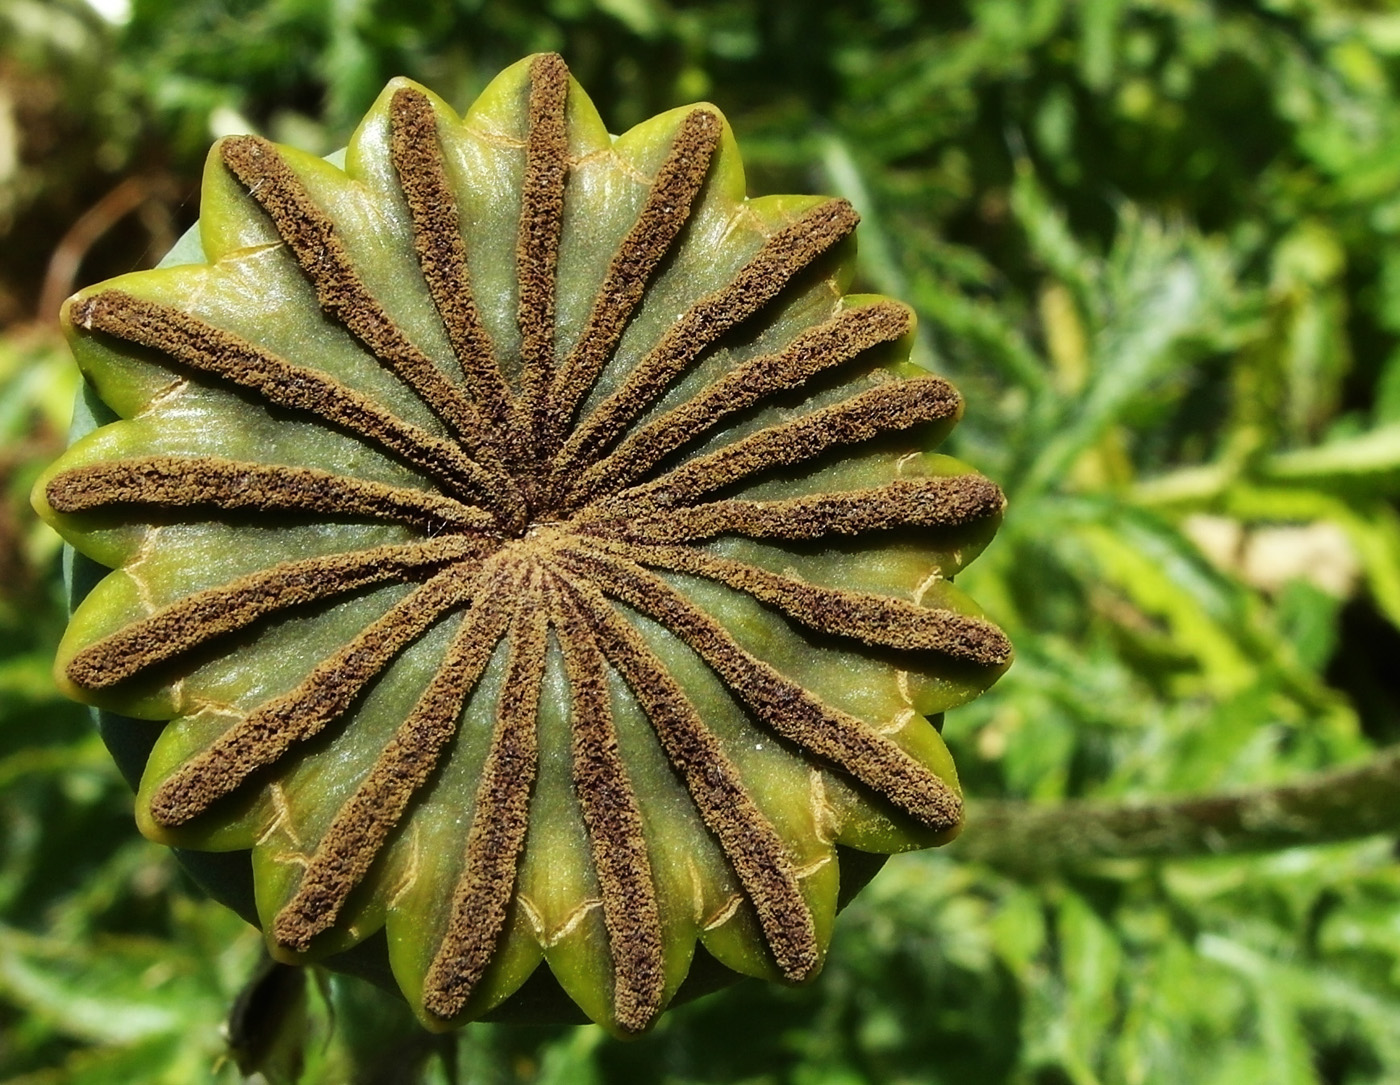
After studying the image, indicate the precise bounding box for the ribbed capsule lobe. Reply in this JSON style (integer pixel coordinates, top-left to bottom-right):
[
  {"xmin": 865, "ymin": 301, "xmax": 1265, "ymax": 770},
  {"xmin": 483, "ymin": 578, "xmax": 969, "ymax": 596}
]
[
  {"xmin": 616, "ymin": 375, "xmax": 964, "ymax": 513},
  {"xmin": 50, "ymin": 51, "xmax": 1009, "ymax": 1033},
  {"xmin": 555, "ymin": 544, "xmax": 967, "ymax": 832},
  {"xmin": 610, "ymin": 539, "xmax": 1012, "ymax": 665}
]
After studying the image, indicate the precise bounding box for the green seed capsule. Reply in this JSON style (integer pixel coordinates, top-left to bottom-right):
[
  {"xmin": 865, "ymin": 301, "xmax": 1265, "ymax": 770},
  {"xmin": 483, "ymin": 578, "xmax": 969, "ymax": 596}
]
[{"xmin": 34, "ymin": 53, "xmax": 1010, "ymax": 1036}]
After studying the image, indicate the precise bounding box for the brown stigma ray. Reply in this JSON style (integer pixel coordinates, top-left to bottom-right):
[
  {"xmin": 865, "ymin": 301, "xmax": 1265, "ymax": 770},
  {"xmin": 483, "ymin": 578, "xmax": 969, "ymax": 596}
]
[
  {"xmin": 389, "ymin": 87, "xmax": 522, "ymax": 462},
  {"xmin": 566, "ymin": 301, "xmax": 914, "ymax": 509},
  {"xmin": 272, "ymin": 563, "xmax": 517, "ymax": 952},
  {"xmin": 614, "ymin": 475, "xmax": 1005, "ymax": 544},
  {"xmin": 616, "ymin": 375, "xmax": 962, "ymax": 511},
  {"xmin": 551, "ymin": 580, "xmax": 665, "ymax": 1033},
  {"xmin": 540, "ymin": 108, "xmax": 723, "ymax": 456},
  {"xmin": 423, "ymin": 570, "xmax": 549, "ymax": 1020},
  {"xmin": 553, "ymin": 564, "xmax": 819, "ymax": 982},
  {"xmin": 614, "ymin": 540, "xmax": 1012, "ymax": 666},
  {"xmin": 149, "ymin": 562, "xmax": 482, "ymax": 827},
  {"xmin": 47, "ymin": 456, "xmax": 493, "ymax": 533},
  {"xmin": 219, "ymin": 135, "xmax": 502, "ymax": 470},
  {"xmin": 71, "ymin": 291, "xmax": 506, "ymax": 514},
  {"xmin": 548, "ymin": 197, "xmax": 861, "ymax": 491},
  {"xmin": 69, "ymin": 535, "xmax": 485, "ymax": 691},
  {"xmin": 554, "ymin": 545, "xmax": 964, "ymax": 832},
  {"xmin": 515, "ymin": 53, "xmax": 570, "ymax": 444}
]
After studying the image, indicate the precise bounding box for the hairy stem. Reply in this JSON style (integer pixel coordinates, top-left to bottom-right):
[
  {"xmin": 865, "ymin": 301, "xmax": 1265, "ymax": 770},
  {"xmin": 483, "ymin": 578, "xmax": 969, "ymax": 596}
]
[{"xmin": 957, "ymin": 744, "xmax": 1400, "ymax": 871}]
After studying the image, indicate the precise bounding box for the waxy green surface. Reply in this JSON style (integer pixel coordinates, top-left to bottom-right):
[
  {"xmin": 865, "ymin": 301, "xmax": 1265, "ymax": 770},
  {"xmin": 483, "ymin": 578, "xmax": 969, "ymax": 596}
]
[{"xmin": 35, "ymin": 56, "xmax": 1008, "ymax": 1034}]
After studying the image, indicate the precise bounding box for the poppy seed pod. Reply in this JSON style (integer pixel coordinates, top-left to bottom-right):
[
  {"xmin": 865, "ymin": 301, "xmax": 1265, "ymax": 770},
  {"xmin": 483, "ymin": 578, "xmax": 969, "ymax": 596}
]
[{"xmin": 34, "ymin": 54, "xmax": 1010, "ymax": 1035}]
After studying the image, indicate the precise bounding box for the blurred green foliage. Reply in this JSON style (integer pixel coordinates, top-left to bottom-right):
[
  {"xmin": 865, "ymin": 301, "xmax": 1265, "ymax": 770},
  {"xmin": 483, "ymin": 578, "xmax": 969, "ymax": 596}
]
[{"xmin": 6, "ymin": 0, "xmax": 1400, "ymax": 1081}]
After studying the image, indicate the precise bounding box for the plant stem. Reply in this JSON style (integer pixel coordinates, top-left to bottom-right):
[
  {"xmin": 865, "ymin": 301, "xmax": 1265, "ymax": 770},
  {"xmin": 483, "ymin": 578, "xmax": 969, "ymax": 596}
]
[{"xmin": 956, "ymin": 744, "xmax": 1400, "ymax": 872}]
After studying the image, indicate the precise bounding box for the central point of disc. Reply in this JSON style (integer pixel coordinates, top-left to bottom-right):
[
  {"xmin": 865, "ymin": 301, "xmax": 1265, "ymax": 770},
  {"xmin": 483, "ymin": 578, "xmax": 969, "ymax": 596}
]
[{"xmin": 522, "ymin": 520, "xmax": 568, "ymax": 546}]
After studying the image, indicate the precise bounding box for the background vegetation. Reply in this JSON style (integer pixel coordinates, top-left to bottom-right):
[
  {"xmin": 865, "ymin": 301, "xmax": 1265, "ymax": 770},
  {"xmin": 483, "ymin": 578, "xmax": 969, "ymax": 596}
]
[{"xmin": 5, "ymin": 0, "xmax": 1400, "ymax": 1080}]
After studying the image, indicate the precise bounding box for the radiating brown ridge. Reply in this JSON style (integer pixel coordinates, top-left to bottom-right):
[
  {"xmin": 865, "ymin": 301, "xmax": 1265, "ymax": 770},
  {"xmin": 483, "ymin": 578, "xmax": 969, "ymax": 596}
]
[{"xmin": 54, "ymin": 53, "xmax": 1010, "ymax": 1033}]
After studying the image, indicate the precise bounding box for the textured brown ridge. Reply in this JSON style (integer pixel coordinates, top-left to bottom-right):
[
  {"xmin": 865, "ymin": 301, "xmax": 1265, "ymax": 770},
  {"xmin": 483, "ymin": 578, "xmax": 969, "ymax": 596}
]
[
  {"xmin": 48, "ymin": 456, "xmax": 491, "ymax": 532},
  {"xmin": 552, "ymin": 583, "xmax": 665, "ymax": 1033},
  {"xmin": 389, "ymin": 86, "xmax": 521, "ymax": 459},
  {"xmin": 555, "ymin": 545, "xmax": 965, "ymax": 831},
  {"xmin": 515, "ymin": 54, "xmax": 570, "ymax": 439},
  {"xmin": 423, "ymin": 568, "xmax": 550, "ymax": 1019},
  {"xmin": 618, "ymin": 474, "xmax": 1006, "ymax": 543},
  {"xmin": 619, "ymin": 374, "xmax": 963, "ymax": 510},
  {"xmin": 59, "ymin": 51, "xmax": 1009, "ymax": 1032},
  {"xmin": 616, "ymin": 541, "xmax": 1012, "ymax": 666}
]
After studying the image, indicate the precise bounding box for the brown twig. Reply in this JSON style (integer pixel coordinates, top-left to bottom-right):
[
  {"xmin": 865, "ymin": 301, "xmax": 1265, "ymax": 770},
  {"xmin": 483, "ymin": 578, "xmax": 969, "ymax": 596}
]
[{"xmin": 39, "ymin": 174, "xmax": 177, "ymax": 324}]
